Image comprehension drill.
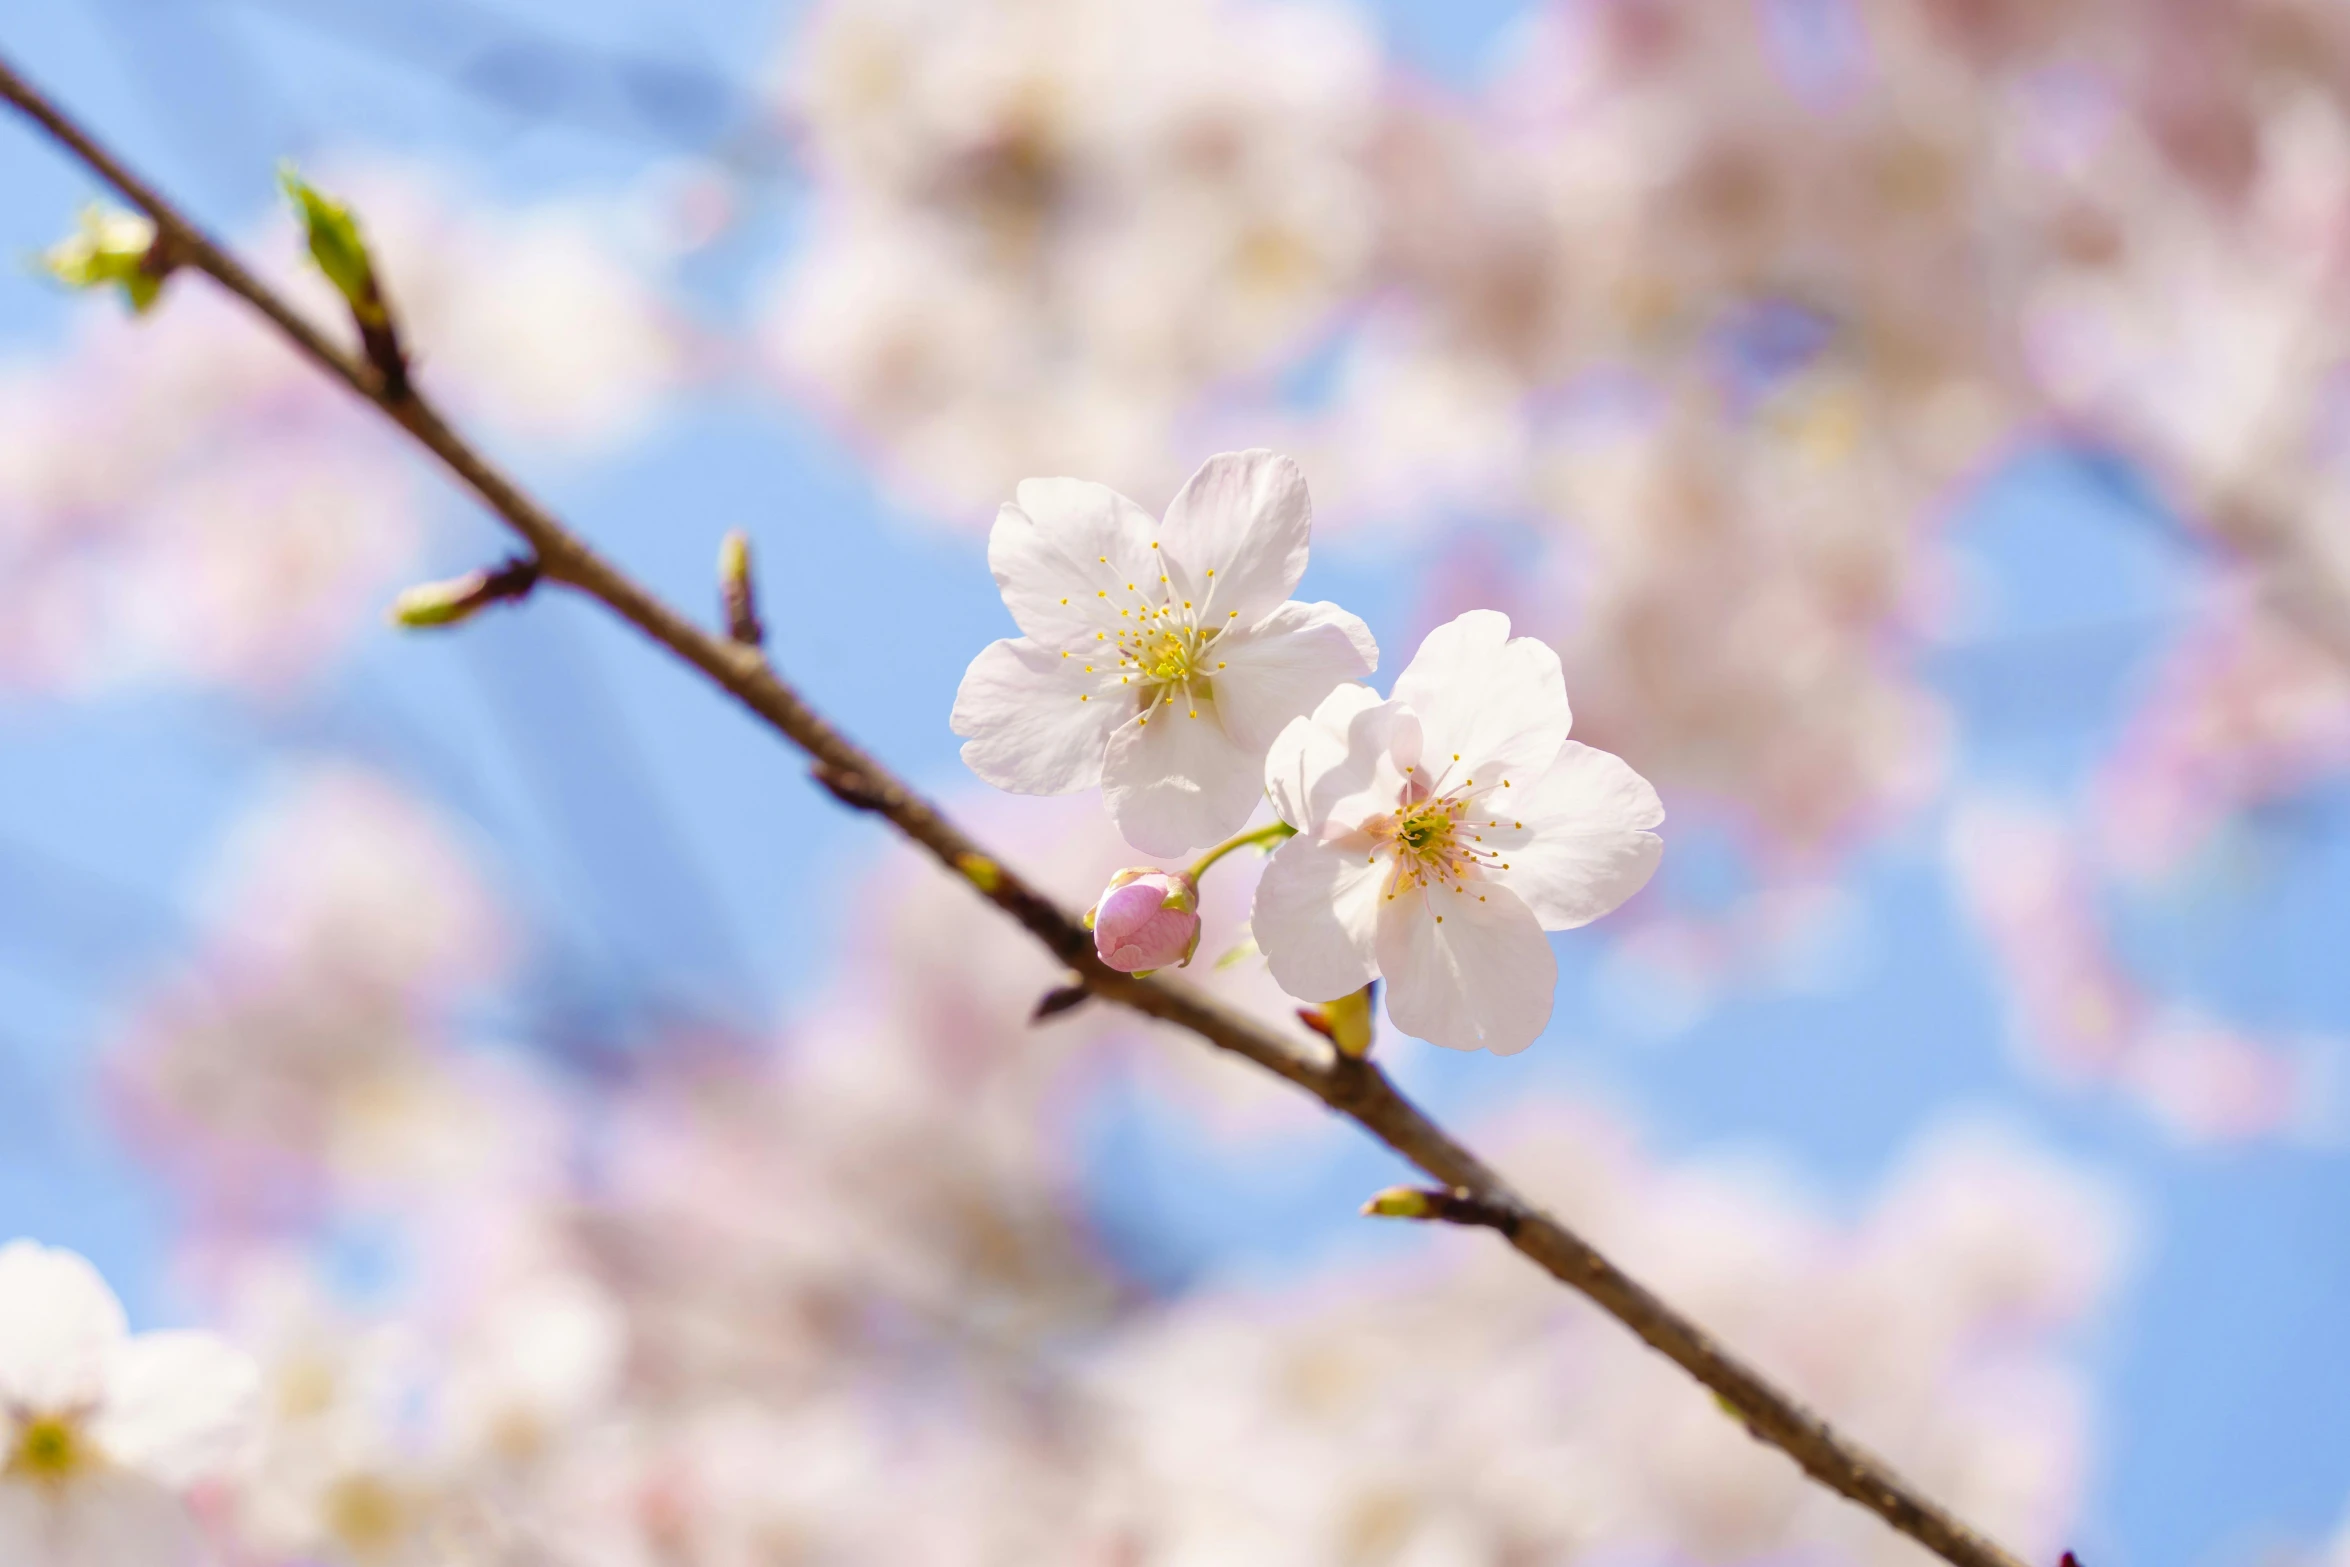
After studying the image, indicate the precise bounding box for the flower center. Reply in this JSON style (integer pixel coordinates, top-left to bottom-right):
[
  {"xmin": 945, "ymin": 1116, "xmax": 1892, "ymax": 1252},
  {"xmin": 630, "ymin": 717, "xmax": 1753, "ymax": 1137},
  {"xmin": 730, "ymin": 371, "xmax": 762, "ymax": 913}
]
[
  {"xmin": 10, "ymin": 1415, "xmax": 84, "ymax": 1481},
  {"xmin": 1107, "ymin": 609, "xmax": 1224, "ymax": 720},
  {"xmin": 1396, "ymin": 803, "xmax": 1452, "ymax": 857},
  {"xmin": 1144, "ymin": 631, "xmax": 1194, "ymax": 685},
  {"xmin": 1373, "ymin": 767, "xmax": 1518, "ymax": 902},
  {"xmin": 1386, "ymin": 798, "xmax": 1476, "ymax": 888},
  {"xmin": 327, "ymin": 1474, "xmax": 410, "ymax": 1553}
]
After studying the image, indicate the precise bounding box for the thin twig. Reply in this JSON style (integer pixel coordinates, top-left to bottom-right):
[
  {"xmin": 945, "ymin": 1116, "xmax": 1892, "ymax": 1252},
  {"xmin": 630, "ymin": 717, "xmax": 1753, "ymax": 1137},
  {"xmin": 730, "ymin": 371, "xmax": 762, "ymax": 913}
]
[{"xmin": 0, "ymin": 52, "xmax": 2035, "ymax": 1567}]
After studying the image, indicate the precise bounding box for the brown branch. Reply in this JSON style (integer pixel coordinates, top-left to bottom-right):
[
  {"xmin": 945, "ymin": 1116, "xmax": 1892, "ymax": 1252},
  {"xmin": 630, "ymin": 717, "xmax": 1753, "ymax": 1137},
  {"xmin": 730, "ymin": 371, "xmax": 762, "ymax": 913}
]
[{"xmin": 0, "ymin": 52, "xmax": 2037, "ymax": 1567}]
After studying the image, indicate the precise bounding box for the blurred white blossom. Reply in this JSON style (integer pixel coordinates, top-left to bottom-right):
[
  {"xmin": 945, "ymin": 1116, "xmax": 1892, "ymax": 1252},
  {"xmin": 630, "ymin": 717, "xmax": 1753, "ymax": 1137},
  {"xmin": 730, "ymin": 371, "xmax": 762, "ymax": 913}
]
[
  {"xmin": 76, "ymin": 774, "xmax": 2128, "ymax": 1567},
  {"xmin": 0, "ymin": 159, "xmax": 687, "ymax": 697},
  {"xmin": 0, "ymin": 1241, "xmax": 257, "ymax": 1567},
  {"xmin": 761, "ymin": 0, "xmax": 1381, "ymax": 514},
  {"xmin": 109, "ymin": 763, "xmax": 521, "ymax": 1225}
]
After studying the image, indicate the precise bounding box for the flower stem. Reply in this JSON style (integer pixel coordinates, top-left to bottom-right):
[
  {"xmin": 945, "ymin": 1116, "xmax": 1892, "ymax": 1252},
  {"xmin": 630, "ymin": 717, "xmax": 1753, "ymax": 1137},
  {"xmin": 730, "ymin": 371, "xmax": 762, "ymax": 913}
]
[{"xmin": 1186, "ymin": 820, "xmax": 1296, "ymax": 882}]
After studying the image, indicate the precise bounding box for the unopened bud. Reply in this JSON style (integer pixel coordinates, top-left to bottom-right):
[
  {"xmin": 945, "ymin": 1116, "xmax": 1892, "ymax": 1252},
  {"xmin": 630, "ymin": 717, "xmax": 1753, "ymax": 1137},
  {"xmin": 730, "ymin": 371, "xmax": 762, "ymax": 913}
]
[
  {"xmin": 718, "ymin": 529, "xmax": 764, "ymax": 645},
  {"xmin": 1360, "ymin": 1187, "xmax": 1435, "ymax": 1219},
  {"xmin": 1298, "ymin": 983, "xmax": 1376, "ymax": 1057},
  {"xmin": 39, "ymin": 206, "xmax": 170, "ymax": 313},
  {"xmin": 281, "ymin": 166, "xmax": 384, "ymax": 326},
  {"xmin": 386, "ymin": 557, "xmax": 539, "ymax": 629},
  {"xmin": 1087, "ymin": 868, "xmax": 1201, "ymax": 974}
]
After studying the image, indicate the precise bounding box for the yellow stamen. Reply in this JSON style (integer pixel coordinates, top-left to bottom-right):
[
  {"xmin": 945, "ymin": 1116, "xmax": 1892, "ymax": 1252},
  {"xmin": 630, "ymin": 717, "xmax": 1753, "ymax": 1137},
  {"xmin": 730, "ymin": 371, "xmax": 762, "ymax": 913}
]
[{"xmin": 10, "ymin": 1416, "xmax": 82, "ymax": 1481}]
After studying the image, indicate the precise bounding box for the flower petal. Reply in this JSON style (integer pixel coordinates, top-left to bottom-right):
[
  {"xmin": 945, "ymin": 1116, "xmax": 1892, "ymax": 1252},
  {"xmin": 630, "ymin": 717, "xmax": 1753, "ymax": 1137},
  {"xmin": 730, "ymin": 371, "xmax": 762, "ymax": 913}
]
[
  {"xmin": 0, "ymin": 1241, "xmax": 127, "ymax": 1410},
  {"xmin": 52, "ymin": 1469, "xmax": 200, "ymax": 1567},
  {"xmin": 94, "ymin": 1332, "xmax": 257, "ymax": 1488},
  {"xmin": 0, "ymin": 1481, "xmax": 47, "ymax": 1564},
  {"xmin": 1488, "ymin": 741, "xmax": 1665, "ymax": 929},
  {"xmin": 1209, "ymin": 601, "xmax": 1378, "ymax": 754},
  {"xmin": 1375, "ymin": 879, "xmax": 1556, "ymax": 1054},
  {"xmin": 1101, "ymin": 694, "xmax": 1264, "ymax": 856},
  {"xmin": 951, "ymin": 637, "xmax": 1126, "ymax": 795},
  {"xmin": 990, "ymin": 480, "xmax": 1164, "ymax": 647},
  {"xmin": 1158, "ymin": 451, "xmax": 1311, "ymax": 627},
  {"xmin": 1389, "ymin": 610, "xmax": 1571, "ymax": 785},
  {"xmin": 1264, "ymin": 688, "xmax": 1414, "ymax": 835},
  {"xmin": 1318, "ymin": 703, "xmax": 1423, "ymax": 837},
  {"xmin": 1253, "ymin": 836, "xmax": 1388, "ymax": 1002}
]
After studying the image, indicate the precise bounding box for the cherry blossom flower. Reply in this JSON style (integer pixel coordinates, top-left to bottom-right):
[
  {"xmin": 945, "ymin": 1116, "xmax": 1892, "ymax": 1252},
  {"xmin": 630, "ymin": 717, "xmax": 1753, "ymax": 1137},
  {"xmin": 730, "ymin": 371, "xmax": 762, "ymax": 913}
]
[
  {"xmin": 952, "ymin": 449, "xmax": 1377, "ymax": 854},
  {"xmin": 0, "ymin": 1240, "xmax": 256, "ymax": 1566},
  {"xmin": 1253, "ymin": 610, "xmax": 1663, "ymax": 1053}
]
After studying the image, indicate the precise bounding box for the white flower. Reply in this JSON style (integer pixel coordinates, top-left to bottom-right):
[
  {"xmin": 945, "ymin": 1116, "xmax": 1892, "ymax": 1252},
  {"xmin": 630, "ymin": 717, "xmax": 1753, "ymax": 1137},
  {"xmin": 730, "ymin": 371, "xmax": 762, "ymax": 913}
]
[
  {"xmin": 952, "ymin": 450, "xmax": 1377, "ymax": 855},
  {"xmin": 1253, "ymin": 610, "xmax": 1663, "ymax": 1054},
  {"xmin": 0, "ymin": 1240, "xmax": 257, "ymax": 1565}
]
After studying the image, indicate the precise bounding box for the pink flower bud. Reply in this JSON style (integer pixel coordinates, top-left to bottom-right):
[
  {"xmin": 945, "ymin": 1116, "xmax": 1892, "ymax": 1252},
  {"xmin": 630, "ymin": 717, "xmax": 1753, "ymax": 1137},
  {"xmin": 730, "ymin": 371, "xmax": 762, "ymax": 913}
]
[{"xmin": 1086, "ymin": 868, "xmax": 1201, "ymax": 973}]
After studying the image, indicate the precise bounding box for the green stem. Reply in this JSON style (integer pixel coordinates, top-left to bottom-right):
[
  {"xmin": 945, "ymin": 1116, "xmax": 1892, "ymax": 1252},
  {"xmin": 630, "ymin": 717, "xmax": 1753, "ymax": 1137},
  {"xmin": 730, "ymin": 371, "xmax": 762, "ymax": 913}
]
[{"xmin": 1186, "ymin": 819, "xmax": 1297, "ymax": 882}]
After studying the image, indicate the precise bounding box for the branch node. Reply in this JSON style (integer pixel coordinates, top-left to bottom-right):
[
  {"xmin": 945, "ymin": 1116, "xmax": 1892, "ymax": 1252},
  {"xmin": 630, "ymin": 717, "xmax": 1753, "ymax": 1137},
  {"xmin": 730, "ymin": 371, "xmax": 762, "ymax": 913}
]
[
  {"xmin": 809, "ymin": 761, "xmax": 890, "ymax": 814},
  {"xmin": 360, "ymin": 316, "xmax": 410, "ymax": 401},
  {"xmin": 1032, "ymin": 979, "xmax": 1091, "ymax": 1023}
]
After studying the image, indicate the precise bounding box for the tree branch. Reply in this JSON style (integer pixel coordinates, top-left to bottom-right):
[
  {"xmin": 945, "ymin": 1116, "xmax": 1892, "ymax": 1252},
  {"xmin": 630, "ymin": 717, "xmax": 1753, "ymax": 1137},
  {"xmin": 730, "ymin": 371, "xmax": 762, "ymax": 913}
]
[{"xmin": 0, "ymin": 52, "xmax": 2037, "ymax": 1567}]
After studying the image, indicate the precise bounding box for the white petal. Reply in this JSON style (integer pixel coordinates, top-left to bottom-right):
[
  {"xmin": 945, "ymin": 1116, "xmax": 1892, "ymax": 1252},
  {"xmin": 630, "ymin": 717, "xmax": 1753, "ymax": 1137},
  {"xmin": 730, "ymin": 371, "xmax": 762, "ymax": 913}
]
[
  {"xmin": 1253, "ymin": 836, "xmax": 1388, "ymax": 1002},
  {"xmin": 0, "ymin": 1242, "xmax": 126, "ymax": 1410},
  {"xmin": 1487, "ymin": 741, "xmax": 1665, "ymax": 929},
  {"xmin": 1158, "ymin": 451, "xmax": 1311, "ymax": 626},
  {"xmin": 1318, "ymin": 704, "xmax": 1423, "ymax": 838},
  {"xmin": 1375, "ymin": 880, "xmax": 1556, "ymax": 1055},
  {"xmin": 990, "ymin": 480, "xmax": 1164, "ymax": 646},
  {"xmin": 0, "ymin": 1479, "xmax": 52, "ymax": 1562},
  {"xmin": 1264, "ymin": 684, "xmax": 1379, "ymax": 831},
  {"xmin": 1264, "ymin": 690, "xmax": 1414, "ymax": 835},
  {"xmin": 1209, "ymin": 601, "xmax": 1378, "ymax": 753},
  {"xmin": 51, "ymin": 1470, "xmax": 201, "ymax": 1567},
  {"xmin": 951, "ymin": 637, "xmax": 1126, "ymax": 795},
  {"xmin": 1100, "ymin": 694, "xmax": 1264, "ymax": 856},
  {"xmin": 94, "ymin": 1332, "xmax": 257, "ymax": 1487},
  {"xmin": 1389, "ymin": 610, "xmax": 1571, "ymax": 785}
]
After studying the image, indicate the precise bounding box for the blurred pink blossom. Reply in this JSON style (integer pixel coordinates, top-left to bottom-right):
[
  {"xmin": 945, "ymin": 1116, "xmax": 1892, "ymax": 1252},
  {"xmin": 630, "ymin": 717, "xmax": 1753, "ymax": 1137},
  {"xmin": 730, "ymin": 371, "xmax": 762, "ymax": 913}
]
[{"xmin": 1947, "ymin": 796, "xmax": 2326, "ymax": 1142}]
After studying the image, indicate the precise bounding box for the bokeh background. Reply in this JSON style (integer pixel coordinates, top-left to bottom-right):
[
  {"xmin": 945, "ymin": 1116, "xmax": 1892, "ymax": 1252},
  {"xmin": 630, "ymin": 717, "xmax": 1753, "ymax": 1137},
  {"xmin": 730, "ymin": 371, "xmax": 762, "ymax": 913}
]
[{"xmin": 1, "ymin": 0, "xmax": 2347, "ymax": 1562}]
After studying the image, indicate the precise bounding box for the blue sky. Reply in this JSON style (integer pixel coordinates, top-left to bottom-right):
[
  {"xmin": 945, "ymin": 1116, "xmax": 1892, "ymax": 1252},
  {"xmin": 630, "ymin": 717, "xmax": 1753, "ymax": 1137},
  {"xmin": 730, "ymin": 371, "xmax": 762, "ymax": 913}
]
[{"xmin": 1, "ymin": 3, "xmax": 2347, "ymax": 1564}]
